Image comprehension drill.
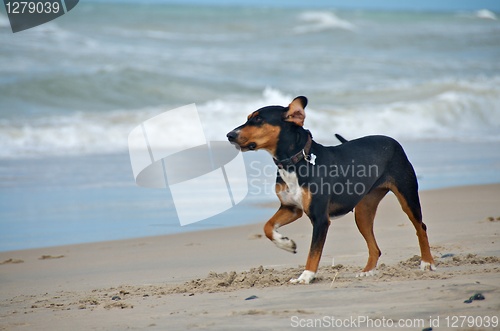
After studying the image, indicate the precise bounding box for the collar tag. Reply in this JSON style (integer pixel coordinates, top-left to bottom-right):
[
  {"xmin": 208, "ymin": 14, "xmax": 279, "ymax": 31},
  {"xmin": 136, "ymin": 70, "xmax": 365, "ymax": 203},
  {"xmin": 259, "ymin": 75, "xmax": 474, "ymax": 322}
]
[
  {"xmin": 309, "ymin": 153, "xmax": 317, "ymax": 165},
  {"xmin": 304, "ymin": 151, "xmax": 316, "ymax": 165}
]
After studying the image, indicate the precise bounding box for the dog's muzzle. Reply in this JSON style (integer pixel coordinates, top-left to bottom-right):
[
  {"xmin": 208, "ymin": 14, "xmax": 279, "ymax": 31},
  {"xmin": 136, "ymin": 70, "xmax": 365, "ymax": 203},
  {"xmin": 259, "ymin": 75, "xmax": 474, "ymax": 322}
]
[{"xmin": 226, "ymin": 130, "xmax": 256, "ymax": 151}]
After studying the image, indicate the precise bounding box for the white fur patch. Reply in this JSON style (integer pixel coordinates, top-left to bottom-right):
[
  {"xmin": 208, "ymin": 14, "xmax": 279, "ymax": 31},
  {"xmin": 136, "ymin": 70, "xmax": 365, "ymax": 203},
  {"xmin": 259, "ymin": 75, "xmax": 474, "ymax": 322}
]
[
  {"xmin": 356, "ymin": 270, "xmax": 376, "ymax": 278},
  {"xmin": 272, "ymin": 230, "xmax": 296, "ymax": 253},
  {"xmin": 277, "ymin": 169, "xmax": 303, "ymax": 208},
  {"xmin": 290, "ymin": 270, "xmax": 316, "ymax": 284},
  {"xmin": 420, "ymin": 261, "xmax": 437, "ymax": 271}
]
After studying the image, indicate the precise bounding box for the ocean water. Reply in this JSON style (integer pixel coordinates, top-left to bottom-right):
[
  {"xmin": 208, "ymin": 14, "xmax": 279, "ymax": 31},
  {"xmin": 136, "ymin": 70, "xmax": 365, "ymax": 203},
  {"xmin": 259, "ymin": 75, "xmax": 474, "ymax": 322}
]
[{"xmin": 1, "ymin": 3, "xmax": 500, "ymax": 251}]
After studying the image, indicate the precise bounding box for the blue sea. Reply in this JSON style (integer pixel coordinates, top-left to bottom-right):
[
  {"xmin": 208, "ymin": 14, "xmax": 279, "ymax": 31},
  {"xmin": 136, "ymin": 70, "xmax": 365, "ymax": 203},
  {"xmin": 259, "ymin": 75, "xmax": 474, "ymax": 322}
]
[{"xmin": 1, "ymin": 2, "xmax": 500, "ymax": 251}]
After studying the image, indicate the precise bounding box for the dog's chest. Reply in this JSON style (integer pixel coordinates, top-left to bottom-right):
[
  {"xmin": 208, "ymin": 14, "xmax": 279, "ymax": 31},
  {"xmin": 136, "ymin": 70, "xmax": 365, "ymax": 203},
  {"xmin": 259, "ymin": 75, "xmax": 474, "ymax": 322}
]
[{"xmin": 277, "ymin": 169, "xmax": 303, "ymax": 208}]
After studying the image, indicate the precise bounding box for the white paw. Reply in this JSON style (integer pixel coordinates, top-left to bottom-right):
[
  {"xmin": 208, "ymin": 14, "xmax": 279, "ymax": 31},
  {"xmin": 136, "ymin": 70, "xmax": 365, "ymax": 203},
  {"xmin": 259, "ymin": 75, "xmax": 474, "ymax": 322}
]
[
  {"xmin": 356, "ymin": 269, "xmax": 376, "ymax": 278},
  {"xmin": 272, "ymin": 231, "xmax": 297, "ymax": 253},
  {"xmin": 290, "ymin": 270, "xmax": 315, "ymax": 284},
  {"xmin": 420, "ymin": 261, "xmax": 437, "ymax": 271}
]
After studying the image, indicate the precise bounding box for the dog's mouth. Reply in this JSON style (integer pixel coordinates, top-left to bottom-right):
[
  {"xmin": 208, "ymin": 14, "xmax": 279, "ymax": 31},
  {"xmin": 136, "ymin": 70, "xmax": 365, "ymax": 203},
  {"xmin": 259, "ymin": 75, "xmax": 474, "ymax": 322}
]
[
  {"xmin": 244, "ymin": 142, "xmax": 257, "ymax": 151},
  {"xmin": 230, "ymin": 141, "xmax": 256, "ymax": 151}
]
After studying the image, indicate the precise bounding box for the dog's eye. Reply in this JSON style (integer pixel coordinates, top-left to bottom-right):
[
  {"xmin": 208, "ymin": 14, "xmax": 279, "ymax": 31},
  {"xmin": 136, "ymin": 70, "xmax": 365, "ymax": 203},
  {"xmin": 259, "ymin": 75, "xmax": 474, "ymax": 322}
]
[{"xmin": 253, "ymin": 115, "xmax": 262, "ymax": 123}]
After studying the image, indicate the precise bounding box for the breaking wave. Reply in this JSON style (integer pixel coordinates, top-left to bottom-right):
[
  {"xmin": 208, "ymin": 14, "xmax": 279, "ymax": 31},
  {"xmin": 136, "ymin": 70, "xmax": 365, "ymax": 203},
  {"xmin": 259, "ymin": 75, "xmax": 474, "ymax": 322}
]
[
  {"xmin": 1, "ymin": 79, "xmax": 499, "ymax": 159},
  {"xmin": 294, "ymin": 11, "xmax": 357, "ymax": 34}
]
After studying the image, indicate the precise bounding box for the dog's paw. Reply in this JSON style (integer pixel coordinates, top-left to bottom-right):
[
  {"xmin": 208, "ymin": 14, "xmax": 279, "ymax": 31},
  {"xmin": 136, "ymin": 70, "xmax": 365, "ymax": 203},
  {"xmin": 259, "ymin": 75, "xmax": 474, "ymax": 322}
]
[
  {"xmin": 290, "ymin": 270, "xmax": 315, "ymax": 284},
  {"xmin": 420, "ymin": 261, "xmax": 437, "ymax": 271},
  {"xmin": 272, "ymin": 234, "xmax": 297, "ymax": 254},
  {"xmin": 355, "ymin": 269, "xmax": 376, "ymax": 278}
]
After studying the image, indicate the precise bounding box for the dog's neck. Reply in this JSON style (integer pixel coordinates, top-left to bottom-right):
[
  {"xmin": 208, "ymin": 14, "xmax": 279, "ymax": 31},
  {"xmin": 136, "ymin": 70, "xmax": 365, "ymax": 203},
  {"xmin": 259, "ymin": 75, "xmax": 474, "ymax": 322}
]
[{"xmin": 273, "ymin": 126, "xmax": 311, "ymax": 162}]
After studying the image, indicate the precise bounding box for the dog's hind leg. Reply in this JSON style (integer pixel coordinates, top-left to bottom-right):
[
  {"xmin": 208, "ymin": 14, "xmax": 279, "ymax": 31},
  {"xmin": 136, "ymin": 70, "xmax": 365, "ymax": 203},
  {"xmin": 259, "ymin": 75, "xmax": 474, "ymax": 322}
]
[
  {"xmin": 263, "ymin": 205, "xmax": 302, "ymax": 254},
  {"xmin": 354, "ymin": 187, "xmax": 389, "ymax": 277},
  {"xmin": 388, "ymin": 171, "xmax": 436, "ymax": 271}
]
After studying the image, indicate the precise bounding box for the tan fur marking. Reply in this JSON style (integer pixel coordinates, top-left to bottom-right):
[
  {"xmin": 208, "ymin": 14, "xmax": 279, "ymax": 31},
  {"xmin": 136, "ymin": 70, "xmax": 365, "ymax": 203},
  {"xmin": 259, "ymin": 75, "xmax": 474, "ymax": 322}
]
[
  {"xmin": 247, "ymin": 111, "xmax": 259, "ymax": 120},
  {"xmin": 301, "ymin": 187, "xmax": 312, "ymax": 215},
  {"xmin": 305, "ymin": 250, "xmax": 322, "ymax": 273},
  {"xmin": 263, "ymin": 205, "xmax": 302, "ymax": 241},
  {"xmin": 238, "ymin": 123, "xmax": 280, "ymax": 155}
]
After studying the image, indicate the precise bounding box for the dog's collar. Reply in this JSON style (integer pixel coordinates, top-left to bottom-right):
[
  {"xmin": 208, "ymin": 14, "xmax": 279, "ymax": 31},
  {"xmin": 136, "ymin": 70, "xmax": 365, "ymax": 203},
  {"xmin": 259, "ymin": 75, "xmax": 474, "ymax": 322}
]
[{"xmin": 273, "ymin": 130, "xmax": 313, "ymax": 169}]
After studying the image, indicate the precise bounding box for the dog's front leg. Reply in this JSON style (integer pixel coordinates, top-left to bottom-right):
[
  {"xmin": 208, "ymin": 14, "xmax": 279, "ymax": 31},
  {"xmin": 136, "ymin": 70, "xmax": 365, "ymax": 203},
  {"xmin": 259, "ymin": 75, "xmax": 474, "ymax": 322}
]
[
  {"xmin": 291, "ymin": 216, "xmax": 330, "ymax": 284},
  {"xmin": 264, "ymin": 205, "xmax": 302, "ymax": 253}
]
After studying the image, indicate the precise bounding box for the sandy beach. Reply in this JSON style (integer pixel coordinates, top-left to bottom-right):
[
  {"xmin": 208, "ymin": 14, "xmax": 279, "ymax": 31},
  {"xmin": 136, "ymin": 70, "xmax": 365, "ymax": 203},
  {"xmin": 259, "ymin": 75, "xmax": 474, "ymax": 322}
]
[{"xmin": 1, "ymin": 184, "xmax": 499, "ymax": 330}]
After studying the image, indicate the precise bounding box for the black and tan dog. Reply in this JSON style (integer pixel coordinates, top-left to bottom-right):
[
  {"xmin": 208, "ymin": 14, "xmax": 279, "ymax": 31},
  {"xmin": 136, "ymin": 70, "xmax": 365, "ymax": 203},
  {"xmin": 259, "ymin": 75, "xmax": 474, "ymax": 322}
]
[{"xmin": 227, "ymin": 96, "xmax": 435, "ymax": 284}]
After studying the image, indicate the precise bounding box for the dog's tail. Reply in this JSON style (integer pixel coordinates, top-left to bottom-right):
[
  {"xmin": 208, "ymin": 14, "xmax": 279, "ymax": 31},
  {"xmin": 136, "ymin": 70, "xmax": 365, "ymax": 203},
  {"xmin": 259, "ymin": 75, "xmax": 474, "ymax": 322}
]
[{"xmin": 335, "ymin": 134, "xmax": 348, "ymax": 144}]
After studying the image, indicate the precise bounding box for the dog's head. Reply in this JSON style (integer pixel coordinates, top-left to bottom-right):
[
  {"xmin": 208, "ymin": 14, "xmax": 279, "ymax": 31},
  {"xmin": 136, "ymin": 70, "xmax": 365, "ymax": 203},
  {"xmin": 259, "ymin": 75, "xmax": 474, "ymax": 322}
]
[{"xmin": 226, "ymin": 96, "xmax": 307, "ymax": 155}]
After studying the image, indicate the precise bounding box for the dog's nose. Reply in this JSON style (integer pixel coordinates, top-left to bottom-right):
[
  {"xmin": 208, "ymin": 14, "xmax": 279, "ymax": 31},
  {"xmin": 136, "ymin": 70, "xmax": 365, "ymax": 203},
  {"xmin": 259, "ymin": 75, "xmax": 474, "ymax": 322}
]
[{"xmin": 226, "ymin": 130, "xmax": 238, "ymax": 142}]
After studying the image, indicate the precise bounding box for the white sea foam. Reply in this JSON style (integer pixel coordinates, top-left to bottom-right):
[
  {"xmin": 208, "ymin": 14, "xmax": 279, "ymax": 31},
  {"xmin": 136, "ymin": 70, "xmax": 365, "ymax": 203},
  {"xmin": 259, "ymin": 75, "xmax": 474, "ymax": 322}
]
[
  {"xmin": 1, "ymin": 81, "xmax": 499, "ymax": 159},
  {"xmin": 294, "ymin": 11, "xmax": 356, "ymax": 34},
  {"xmin": 475, "ymin": 9, "xmax": 497, "ymax": 20},
  {"xmin": 0, "ymin": 88, "xmax": 288, "ymax": 158},
  {"xmin": 313, "ymin": 91, "xmax": 500, "ymax": 144}
]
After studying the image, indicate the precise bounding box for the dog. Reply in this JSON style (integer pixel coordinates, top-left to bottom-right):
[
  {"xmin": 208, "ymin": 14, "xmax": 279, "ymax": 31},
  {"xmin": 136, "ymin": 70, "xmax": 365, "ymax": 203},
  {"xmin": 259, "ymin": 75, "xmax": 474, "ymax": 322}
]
[{"xmin": 227, "ymin": 96, "xmax": 435, "ymax": 284}]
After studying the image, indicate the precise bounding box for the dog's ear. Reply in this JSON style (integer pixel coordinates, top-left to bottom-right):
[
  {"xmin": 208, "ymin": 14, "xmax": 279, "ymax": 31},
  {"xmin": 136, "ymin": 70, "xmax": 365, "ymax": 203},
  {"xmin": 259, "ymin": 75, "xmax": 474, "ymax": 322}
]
[{"xmin": 284, "ymin": 96, "xmax": 307, "ymax": 126}]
